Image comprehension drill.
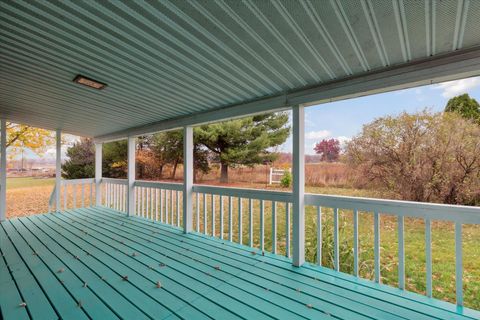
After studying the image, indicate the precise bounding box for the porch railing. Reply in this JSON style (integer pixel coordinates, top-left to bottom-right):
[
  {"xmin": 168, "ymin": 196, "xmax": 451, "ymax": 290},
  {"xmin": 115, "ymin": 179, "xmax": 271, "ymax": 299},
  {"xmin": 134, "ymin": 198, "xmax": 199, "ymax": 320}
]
[
  {"xmin": 48, "ymin": 178, "xmax": 96, "ymax": 212},
  {"xmin": 51, "ymin": 178, "xmax": 480, "ymax": 307},
  {"xmin": 102, "ymin": 178, "xmax": 127, "ymax": 212},
  {"xmin": 304, "ymin": 193, "xmax": 480, "ymax": 306},
  {"xmin": 133, "ymin": 180, "xmax": 183, "ymax": 228}
]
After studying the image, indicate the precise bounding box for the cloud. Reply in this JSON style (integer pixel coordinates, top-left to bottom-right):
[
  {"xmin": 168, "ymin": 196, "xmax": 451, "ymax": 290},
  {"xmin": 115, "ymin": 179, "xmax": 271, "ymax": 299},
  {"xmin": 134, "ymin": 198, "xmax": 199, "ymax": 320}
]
[
  {"xmin": 435, "ymin": 77, "xmax": 480, "ymax": 98},
  {"xmin": 305, "ymin": 130, "xmax": 331, "ymax": 140}
]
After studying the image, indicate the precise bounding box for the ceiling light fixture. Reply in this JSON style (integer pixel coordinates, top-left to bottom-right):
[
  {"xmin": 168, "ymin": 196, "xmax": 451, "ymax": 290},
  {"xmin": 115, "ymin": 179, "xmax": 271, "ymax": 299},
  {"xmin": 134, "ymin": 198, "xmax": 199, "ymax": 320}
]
[{"xmin": 73, "ymin": 75, "xmax": 107, "ymax": 90}]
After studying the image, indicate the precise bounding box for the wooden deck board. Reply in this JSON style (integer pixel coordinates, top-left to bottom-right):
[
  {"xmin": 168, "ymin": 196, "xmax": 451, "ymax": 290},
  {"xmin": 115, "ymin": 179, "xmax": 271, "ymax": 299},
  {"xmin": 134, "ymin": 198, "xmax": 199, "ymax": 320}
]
[
  {"xmin": 1, "ymin": 207, "xmax": 478, "ymax": 320},
  {"xmin": 85, "ymin": 207, "xmax": 478, "ymax": 320}
]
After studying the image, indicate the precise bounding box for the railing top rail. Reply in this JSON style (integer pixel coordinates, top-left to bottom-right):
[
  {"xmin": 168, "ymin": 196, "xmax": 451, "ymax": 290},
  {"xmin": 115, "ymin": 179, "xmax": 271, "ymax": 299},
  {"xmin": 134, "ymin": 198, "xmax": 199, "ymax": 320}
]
[
  {"xmin": 193, "ymin": 184, "xmax": 293, "ymax": 203},
  {"xmin": 62, "ymin": 178, "xmax": 95, "ymax": 185},
  {"xmin": 134, "ymin": 180, "xmax": 183, "ymax": 190},
  {"xmin": 305, "ymin": 193, "xmax": 480, "ymax": 224},
  {"xmin": 101, "ymin": 177, "xmax": 128, "ymax": 185}
]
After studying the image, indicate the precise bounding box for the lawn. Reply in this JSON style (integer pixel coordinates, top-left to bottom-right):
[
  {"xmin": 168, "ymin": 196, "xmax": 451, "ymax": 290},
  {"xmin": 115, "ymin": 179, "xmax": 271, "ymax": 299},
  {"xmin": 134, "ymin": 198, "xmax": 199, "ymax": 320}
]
[
  {"xmin": 6, "ymin": 177, "xmax": 55, "ymax": 218},
  {"xmin": 6, "ymin": 177, "xmax": 55, "ymax": 189}
]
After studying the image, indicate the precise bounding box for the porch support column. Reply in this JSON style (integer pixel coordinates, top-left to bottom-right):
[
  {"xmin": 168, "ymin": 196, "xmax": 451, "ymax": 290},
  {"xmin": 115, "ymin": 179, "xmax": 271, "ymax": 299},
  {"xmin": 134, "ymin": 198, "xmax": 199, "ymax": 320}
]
[
  {"xmin": 127, "ymin": 136, "xmax": 136, "ymax": 216},
  {"xmin": 0, "ymin": 119, "xmax": 6, "ymax": 221},
  {"xmin": 95, "ymin": 143, "xmax": 102, "ymax": 205},
  {"xmin": 292, "ymin": 105, "xmax": 305, "ymax": 267},
  {"xmin": 55, "ymin": 129, "xmax": 62, "ymax": 212},
  {"xmin": 183, "ymin": 126, "xmax": 193, "ymax": 233}
]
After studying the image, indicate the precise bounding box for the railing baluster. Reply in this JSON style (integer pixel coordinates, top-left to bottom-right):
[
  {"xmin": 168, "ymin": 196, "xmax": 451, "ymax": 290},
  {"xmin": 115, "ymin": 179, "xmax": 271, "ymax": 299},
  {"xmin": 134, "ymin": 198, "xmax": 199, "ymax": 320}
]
[
  {"xmin": 123, "ymin": 185, "xmax": 127, "ymax": 212},
  {"xmin": 176, "ymin": 190, "xmax": 180, "ymax": 227},
  {"xmin": 286, "ymin": 202, "xmax": 290, "ymax": 258},
  {"xmin": 317, "ymin": 206, "xmax": 322, "ymax": 266},
  {"xmin": 155, "ymin": 189, "xmax": 159, "ymax": 221},
  {"xmin": 354, "ymin": 209, "xmax": 359, "ymax": 276},
  {"xmin": 211, "ymin": 194, "xmax": 216, "ymax": 237},
  {"xmin": 170, "ymin": 189, "xmax": 173, "ymax": 225},
  {"xmin": 260, "ymin": 200, "xmax": 264, "ymax": 252},
  {"xmin": 160, "ymin": 189, "xmax": 164, "ymax": 223},
  {"xmin": 374, "ymin": 211, "xmax": 380, "ymax": 283},
  {"xmin": 238, "ymin": 197, "xmax": 243, "ymax": 245},
  {"xmin": 137, "ymin": 187, "xmax": 140, "ymax": 216},
  {"xmin": 89, "ymin": 183, "xmax": 93, "ymax": 207},
  {"xmin": 148, "ymin": 188, "xmax": 152, "ymax": 218},
  {"xmin": 81, "ymin": 183, "xmax": 85, "ymax": 208},
  {"xmin": 118, "ymin": 185, "xmax": 121, "ymax": 211},
  {"xmin": 119, "ymin": 185, "xmax": 122, "ymax": 211},
  {"xmin": 455, "ymin": 222, "xmax": 463, "ymax": 306},
  {"xmin": 228, "ymin": 196, "xmax": 233, "ymax": 242},
  {"xmin": 220, "ymin": 195, "xmax": 224, "ymax": 239},
  {"xmin": 196, "ymin": 192, "xmax": 200, "ymax": 231},
  {"xmin": 426, "ymin": 218, "xmax": 432, "ymax": 297},
  {"xmin": 334, "ymin": 208, "xmax": 339, "ymax": 271},
  {"xmin": 105, "ymin": 183, "xmax": 108, "ymax": 207},
  {"xmin": 271, "ymin": 201, "xmax": 276, "ymax": 254},
  {"xmin": 249, "ymin": 198, "xmax": 253, "ymax": 247},
  {"xmin": 64, "ymin": 184, "xmax": 67, "ymax": 210},
  {"xmin": 203, "ymin": 193, "xmax": 207, "ymax": 235},
  {"xmin": 141, "ymin": 187, "xmax": 145, "ymax": 217},
  {"xmin": 151, "ymin": 188, "xmax": 154, "ymax": 219},
  {"xmin": 398, "ymin": 215, "xmax": 405, "ymax": 289},
  {"xmin": 115, "ymin": 184, "xmax": 118, "ymax": 210},
  {"xmin": 165, "ymin": 189, "xmax": 169, "ymax": 224},
  {"xmin": 73, "ymin": 185, "xmax": 77, "ymax": 209}
]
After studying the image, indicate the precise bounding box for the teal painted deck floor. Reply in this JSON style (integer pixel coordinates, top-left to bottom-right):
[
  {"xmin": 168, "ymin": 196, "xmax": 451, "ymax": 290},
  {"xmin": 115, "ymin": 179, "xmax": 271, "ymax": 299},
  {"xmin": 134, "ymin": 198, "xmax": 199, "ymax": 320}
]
[{"xmin": 1, "ymin": 207, "xmax": 479, "ymax": 320}]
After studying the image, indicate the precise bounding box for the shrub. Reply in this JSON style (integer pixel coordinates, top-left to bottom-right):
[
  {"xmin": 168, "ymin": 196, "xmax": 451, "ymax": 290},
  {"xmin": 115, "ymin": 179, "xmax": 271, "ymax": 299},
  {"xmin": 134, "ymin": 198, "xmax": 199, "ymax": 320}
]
[
  {"xmin": 345, "ymin": 111, "xmax": 480, "ymax": 205},
  {"xmin": 280, "ymin": 170, "xmax": 292, "ymax": 188}
]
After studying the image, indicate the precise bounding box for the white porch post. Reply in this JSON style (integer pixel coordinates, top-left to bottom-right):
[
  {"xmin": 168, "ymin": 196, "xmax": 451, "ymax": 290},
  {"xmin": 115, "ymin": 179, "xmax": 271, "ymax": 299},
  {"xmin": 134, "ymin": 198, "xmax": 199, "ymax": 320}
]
[
  {"xmin": 183, "ymin": 126, "xmax": 193, "ymax": 233},
  {"xmin": 292, "ymin": 105, "xmax": 305, "ymax": 267},
  {"xmin": 95, "ymin": 143, "xmax": 103, "ymax": 205},
  {"xmin": 127, "ymin": 136, "xmax": 136, "ymax": 216},
  {"xmin": 0, "ymin": 119, "xmax": 6, "ymax": 221},
  {"xmin": 55, "ymin": 129, "xmax": 62, "ymax": 212}
]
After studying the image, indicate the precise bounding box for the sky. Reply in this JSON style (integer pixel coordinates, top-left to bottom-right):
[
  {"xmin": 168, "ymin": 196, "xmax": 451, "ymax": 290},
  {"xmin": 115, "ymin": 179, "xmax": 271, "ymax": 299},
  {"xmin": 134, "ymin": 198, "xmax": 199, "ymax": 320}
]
[
  {"xmin": 282, "ymin": 76, "xmax": 480, "ymax": 154},
  {"xmin": 16, "ymin": 75, "xmax": 480, "ymax": 160}
]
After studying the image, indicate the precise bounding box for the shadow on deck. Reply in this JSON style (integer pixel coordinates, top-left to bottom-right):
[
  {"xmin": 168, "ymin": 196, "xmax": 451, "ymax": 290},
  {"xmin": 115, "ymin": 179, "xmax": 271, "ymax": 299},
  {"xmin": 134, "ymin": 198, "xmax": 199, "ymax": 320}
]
[{"xmin": 1, "ymin": 207, "xmax": 478, "ymax": 320}]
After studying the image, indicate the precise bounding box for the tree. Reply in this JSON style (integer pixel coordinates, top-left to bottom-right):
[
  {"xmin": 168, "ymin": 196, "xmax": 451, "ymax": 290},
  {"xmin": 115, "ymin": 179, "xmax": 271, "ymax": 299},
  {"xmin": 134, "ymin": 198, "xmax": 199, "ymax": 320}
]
[
  {"xmin": 194, "ymin": 112, "xmax": 290, "ymax": 183},
  {"xmin": 62, "ymin": 138, "xmax": 95, "ymax": 179},
  {"xmin": 62, "ymin": 138, "xmax": 128, "ymax": 179},
  {"xmin": 444, "ymin": 93, "xmax": 480, "ymax": 124},
  {"xmin": 151, "ymin": 131, "xmax": 183, "ymax": 179},
  {"xmin": 103, "ymin": 140, "xmax": 128, "ymax": 178},
  {"xmin": 314, "ymin": 138, "xmax": 340, "ymax": 162},
  {"xmin": 345, "ymin": 111, "xmax": 480, "ymax": 205},
  {"xmin": 5, "ymin": 122, "xmax": 55, "ymax": 159}
]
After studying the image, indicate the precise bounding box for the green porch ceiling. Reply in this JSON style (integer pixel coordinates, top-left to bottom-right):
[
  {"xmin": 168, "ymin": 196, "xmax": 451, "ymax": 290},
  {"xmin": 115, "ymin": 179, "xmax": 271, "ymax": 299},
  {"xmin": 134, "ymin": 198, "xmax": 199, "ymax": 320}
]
[{"xmin": 1, "ymin": 0, "xmax": 480, "ymax": 137}]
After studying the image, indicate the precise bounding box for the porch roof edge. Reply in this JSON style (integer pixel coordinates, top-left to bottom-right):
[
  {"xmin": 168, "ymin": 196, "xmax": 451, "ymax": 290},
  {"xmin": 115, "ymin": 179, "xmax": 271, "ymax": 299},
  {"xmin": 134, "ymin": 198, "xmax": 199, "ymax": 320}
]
[{"xmin": 94, "ymin": 46, "xmax": 480, "ymax": 143}]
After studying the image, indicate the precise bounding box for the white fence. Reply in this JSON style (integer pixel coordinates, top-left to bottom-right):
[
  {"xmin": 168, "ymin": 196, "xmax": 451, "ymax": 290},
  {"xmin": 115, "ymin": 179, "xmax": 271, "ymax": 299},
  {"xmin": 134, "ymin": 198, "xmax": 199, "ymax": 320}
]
[
  {"xmin": 269, "ymin": 167, "xmax": 290, "ymax": 184},
  {"xmin": 50, "ymin": 178, "xmax": 480, "ymax": 307}
]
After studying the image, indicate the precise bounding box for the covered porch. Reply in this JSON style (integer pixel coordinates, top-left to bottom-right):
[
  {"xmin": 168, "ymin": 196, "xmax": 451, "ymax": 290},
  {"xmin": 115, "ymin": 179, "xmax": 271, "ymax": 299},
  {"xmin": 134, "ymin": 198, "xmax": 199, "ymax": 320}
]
[
  {"xmin": 2, "ymin": 206, "xmax": 478, "ymax": 320},
  {"xmin": 1, "ymin": 0, "xmax": 480, "ymax": 319}
]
